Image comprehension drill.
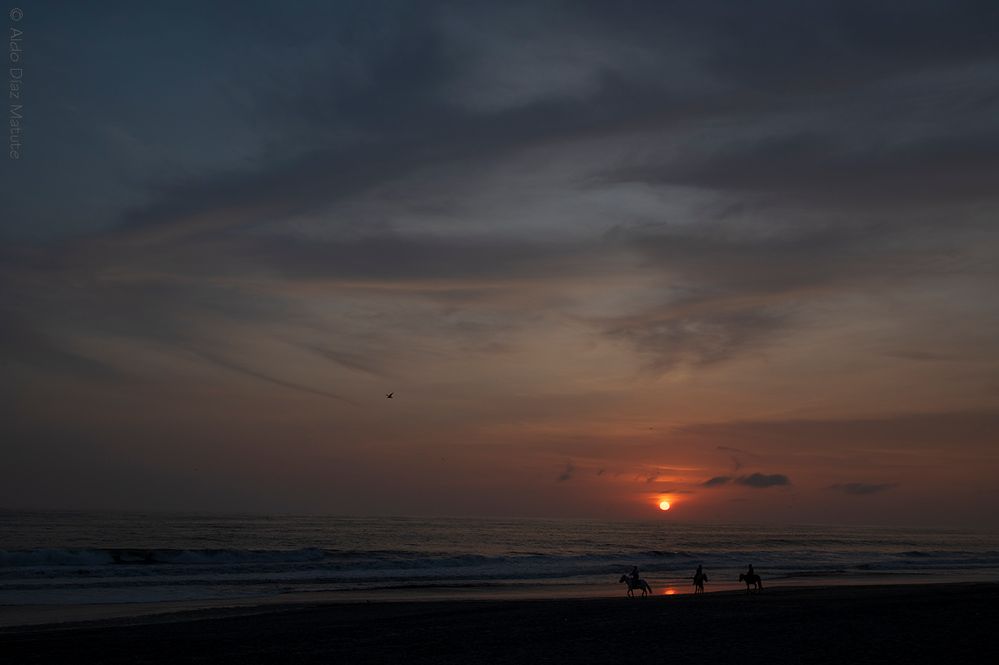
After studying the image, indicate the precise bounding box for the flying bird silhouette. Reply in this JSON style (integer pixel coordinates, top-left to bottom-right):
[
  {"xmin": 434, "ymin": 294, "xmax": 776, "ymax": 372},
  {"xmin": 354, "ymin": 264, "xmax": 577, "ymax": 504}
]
[{"xmin": 385, "ymin": 392, "xmax": 394, "ymax": 399}]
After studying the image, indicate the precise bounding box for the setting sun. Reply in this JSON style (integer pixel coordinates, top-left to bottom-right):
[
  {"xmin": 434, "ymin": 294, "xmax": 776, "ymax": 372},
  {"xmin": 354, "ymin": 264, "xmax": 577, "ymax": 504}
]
[{"xmin": 659, "ymin": 500, "xmax": 671, "ymax": 511}]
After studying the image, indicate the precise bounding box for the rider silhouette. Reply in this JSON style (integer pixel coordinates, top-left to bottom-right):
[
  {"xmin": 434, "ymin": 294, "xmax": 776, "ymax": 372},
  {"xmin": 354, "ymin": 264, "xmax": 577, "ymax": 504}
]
[
  {"xmin": 692, "ymin": 564, "xmax": 708, "ymax": 591},
  {"xmin": 629, "ymin": 565, "xmax": 640, "ymax": 584},
  {"xmin": 747, "ymin": 564, "xmax": 755, "ymax": 577}
]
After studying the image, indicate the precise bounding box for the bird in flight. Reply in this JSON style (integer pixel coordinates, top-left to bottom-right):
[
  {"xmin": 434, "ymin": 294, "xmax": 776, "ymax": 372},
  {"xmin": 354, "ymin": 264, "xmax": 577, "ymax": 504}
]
[{"xmin": 385, "ymin": 392, "xmax": 394, "ymax": 399}]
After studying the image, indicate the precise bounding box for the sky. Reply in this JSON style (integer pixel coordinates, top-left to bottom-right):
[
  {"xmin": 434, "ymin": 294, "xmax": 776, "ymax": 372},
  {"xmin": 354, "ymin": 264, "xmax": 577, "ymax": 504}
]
[{"xmin": 2, "ymin": 0, "xmax": 999, "ymax": 526}]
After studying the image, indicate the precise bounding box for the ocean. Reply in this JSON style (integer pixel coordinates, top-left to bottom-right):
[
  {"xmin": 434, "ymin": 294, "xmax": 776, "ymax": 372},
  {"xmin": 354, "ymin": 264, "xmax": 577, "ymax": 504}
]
[{"xmin": 2, "ymin": 511, "xmax": 998, "ymax": 606}]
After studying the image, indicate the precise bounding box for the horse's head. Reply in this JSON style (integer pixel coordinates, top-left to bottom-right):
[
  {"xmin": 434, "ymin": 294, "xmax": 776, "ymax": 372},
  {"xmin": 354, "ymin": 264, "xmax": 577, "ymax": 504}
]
[
  {"xmin": 738, "ymin": 573, "xmax": 745, "ymax": 582},
  {"xmin": 619, "ymin": 575, "xmax": 627, "ymax": 583}
]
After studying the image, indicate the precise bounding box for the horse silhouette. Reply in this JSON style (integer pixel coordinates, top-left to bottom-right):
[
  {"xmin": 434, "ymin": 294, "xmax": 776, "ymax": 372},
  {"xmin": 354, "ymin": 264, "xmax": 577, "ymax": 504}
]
[
  {"xmin": 619, "ymin": 574, "xmax": 653, "ymax": 597},
  {"xmin": 692, "ymin": 571, "xmax": 708, "ymax": 594},
  {"xmin": 738, "ymin": 572, "xmax": 763, "ymax": 593}
]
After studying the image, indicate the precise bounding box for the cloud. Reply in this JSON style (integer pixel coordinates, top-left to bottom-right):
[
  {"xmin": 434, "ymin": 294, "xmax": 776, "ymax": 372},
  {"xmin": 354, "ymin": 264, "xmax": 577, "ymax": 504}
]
[
  {"xmin": 829, "ymin": 482, "xmax": 897, "ymax": 495},
  {"xmin": 222, "ymin": 232, "xmax": 599, "ymax": 283},
  {"xmin": 603, "ymin": 304, "xmax": 787, "ymax": 372},
  {"xmin": 181, "ymin": 346, "xmax": 357, "ymax": 405},
  {"xmin": 0, "ymin": 320, "xmax": 121, "ymax": 381},
  {"xmin": 8, "ymin": 0, "xmax": 999, "ymax": 383},
  {"xmin": 606, "ymin": 131, "xmax": 999, "ymax": 209},
  {"xmin": 717, "ymin": 446, "xmax": 755, "ymax": 471},
  {"xmin": 735, "ymin": 473, "xmax": 790, "ymax": 488},
  {"xmin": 702, "ymin": 476, "xmax": 732, "ymax": 487},
  {"xmin": 702, "ymin": 473, "xmax": 791, "ymax": 489},
  {"xmin": 596, "ymin": 207, "xmax": 989, "ymax": 371},
  {"xmin": 293, "ymin": 342, "xmax": 387, "ymax": 378},
  {"xmin": 678, "ymin": 411, "xmax": 999, "ymax": 457}
]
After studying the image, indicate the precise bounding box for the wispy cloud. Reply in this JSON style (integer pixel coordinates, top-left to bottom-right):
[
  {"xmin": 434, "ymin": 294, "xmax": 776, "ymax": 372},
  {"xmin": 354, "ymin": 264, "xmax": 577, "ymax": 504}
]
[
  {"xmin": 829, "ymin": 482, "xmax": 897, "ymax": 496},
  {"xmin": 702, "ymin": 473, "xmax": 790, "ymax": 489},
  {"xmin": 557, "ymin": 461, "xmax": 575, "ymax": 482},
  {"xmin": 182, "ymin": 346, "xmax": 358, "ymax": 405}
]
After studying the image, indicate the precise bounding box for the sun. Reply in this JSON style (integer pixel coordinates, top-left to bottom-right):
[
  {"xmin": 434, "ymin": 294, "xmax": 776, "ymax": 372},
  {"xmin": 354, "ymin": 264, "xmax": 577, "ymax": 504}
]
[{"xmin": 659, "ymin": 500, "xmax": 671, "ymax": 511}]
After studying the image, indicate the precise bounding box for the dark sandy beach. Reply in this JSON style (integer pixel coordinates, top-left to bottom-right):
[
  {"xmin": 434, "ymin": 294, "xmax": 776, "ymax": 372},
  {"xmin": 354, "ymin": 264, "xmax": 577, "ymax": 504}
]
[{"xmin": 2, "ymin": 582, "xmax": 997, "ymax": 664}]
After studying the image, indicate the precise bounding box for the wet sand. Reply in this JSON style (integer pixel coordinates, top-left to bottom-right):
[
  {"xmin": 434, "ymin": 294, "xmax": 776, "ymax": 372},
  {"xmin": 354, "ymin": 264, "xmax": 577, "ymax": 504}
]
[{"xmin": 2, "ymin": 582, "xmax": 997, "ymax": 664}]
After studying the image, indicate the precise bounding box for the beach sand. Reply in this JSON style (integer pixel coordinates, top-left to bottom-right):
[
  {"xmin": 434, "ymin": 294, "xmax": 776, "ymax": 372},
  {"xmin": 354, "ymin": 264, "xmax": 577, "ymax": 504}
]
[{"xmin": 2, "ymin": 582, "xmax": 997, "ymax": 664}]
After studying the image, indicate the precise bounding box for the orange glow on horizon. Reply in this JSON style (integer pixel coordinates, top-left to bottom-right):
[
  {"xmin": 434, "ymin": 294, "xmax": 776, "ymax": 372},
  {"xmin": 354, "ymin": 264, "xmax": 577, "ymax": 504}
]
[{"xmin": 663, "ymin": 587, "xmax": 677, "ymax": 595}]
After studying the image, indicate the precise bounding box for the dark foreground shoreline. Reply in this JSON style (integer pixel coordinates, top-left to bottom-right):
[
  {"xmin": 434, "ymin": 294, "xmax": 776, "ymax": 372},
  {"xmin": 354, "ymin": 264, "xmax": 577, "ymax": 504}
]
[{"xmin": 3, "ymin": 582, "xmax": 998, "ymax": 664}]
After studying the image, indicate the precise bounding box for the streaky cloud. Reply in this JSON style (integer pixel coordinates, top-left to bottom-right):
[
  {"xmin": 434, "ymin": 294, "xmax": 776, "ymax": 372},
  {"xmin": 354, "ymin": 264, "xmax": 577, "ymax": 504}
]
[
  {"xmin": 702, "ymin": 473, "xmax": 790, "ymax": 489},
  {"xmin": 829, "ymin": 482, "xmax": 897, "ymax": 495},
  {"xmin": 702, "ymin": 476, "xmax": 732, "ymax": 487},
  {"xmin": 183, "ymin": 346, "xmax": 358, "ymax": 406}
]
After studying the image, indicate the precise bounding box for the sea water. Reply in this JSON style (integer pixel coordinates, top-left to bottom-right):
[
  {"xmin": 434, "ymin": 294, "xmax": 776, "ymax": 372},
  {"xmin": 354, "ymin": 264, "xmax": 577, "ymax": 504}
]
[{"xmin": 2, "ymin": 511, "xmax": 998, "ymax": 605}]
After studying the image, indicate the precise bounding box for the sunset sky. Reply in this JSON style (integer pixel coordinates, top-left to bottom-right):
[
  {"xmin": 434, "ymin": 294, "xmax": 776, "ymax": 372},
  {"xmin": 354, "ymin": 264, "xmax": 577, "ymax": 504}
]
[{"xmin": 3, "ymin": 1, "xmax": 998, "ymax": 526}]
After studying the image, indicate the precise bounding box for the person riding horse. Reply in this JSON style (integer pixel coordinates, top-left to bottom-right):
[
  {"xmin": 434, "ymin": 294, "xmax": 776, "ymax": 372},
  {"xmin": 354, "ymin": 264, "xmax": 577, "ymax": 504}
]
[
  {"xmin": 619, "ymin": 572, "xmax": 653, "ymax": 597},
  {"xmin": 692, "ymin": 564, "xmax": 708, "ymax": 593},
  {"xmin": 739, "ymin": 564, "xmax": 763, "ymax": 593}
]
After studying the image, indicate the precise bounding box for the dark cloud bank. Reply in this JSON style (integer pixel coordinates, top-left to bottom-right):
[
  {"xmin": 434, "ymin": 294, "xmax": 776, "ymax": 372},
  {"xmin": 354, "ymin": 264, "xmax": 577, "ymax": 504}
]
[{"xmin": 5, "ymin": 0, "xmax": 999, "ymax": 376}]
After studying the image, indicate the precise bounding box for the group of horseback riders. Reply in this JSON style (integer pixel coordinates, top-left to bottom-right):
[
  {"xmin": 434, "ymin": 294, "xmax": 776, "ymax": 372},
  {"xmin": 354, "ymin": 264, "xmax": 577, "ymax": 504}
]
[{"xmin": 620, "ymin": 563, "xmax": 762, "ymax": 596}]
